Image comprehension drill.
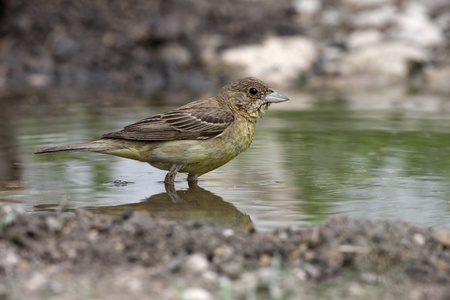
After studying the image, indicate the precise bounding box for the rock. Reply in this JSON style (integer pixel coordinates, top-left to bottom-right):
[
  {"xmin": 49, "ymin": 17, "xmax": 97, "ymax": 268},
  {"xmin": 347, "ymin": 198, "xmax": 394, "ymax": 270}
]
[
  {"xmin": 220, "ymin": 36, "xmax": 316, "ymax": 87},
  {"xmin": 413, "ymin": 233, "xmax": 426, "ymax": 246},
  {"xmin": 342, "ymin": 0, "xmax": 394, "ymax": 9},
  {"xmin": 309, "ymin": 0, "xmax": 449, "ymax": 92},
  {"xmin": 351, "ymin": 5, "xmax": 397, "ymax": 28},
  {"xmin": 292, "ymin": 0, "xmax": 321, "ymax": 15},
  {"xmin": 25, "ymin": 272, "xmax": 48, "ymax": 292},
  {"xmin": 432, "ymin": 229, "xmax": 450, "ymax": 247},
  {"xmin": 1, "ymin": 249, "xmax": 19, "ymax": 267},
  {"xmin": 427, "ymin": 67, "xmax": 450, "ymax": 94},
  {"xmin": 181, "ymin": 287, "xmax": 212, "ymax": 300},
  {"xmin": 183, "ymin": 253, "xmax": 210, "ymax": 274},
  {"xmin": 220, "ymin": 261, "xmax": 243, "ymax": 279},
  {"xmin": 389, "ymin": 2, "xmax": 444, "ymax": 47},
  {"xmin": 348, "ymin": 30, "xmax": 383, "ymax": 49},
  {"xmin": 339, "ymin": 42, "xmax": 427, "ymax": 82},
  {"xmin": 26, "ymin": 74, "xmax": 51, "ymax": 88}
]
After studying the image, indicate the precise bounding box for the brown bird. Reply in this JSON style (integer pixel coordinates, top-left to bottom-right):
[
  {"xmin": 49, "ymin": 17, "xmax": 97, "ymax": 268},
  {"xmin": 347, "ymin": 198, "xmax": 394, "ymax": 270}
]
[{"xmin": 34, "ymin": 77, "xmax": 289, "ymax": 185}]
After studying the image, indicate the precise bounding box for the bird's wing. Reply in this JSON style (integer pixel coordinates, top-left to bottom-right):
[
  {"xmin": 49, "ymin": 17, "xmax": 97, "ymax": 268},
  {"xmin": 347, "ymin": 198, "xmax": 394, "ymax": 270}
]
[{"xmin": 101, "ymin": 107, "xmax": 234, "ymax": 141}]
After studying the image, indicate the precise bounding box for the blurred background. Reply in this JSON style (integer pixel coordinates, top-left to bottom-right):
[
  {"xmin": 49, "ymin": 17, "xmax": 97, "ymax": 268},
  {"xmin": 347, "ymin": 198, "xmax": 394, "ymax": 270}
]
[
  {"xmin": 0, "ymin": 0, "xmax": 449, "ymax": 96},
  {"xmin": 1, "ymin": 0, "xmax": 450, "ymax": 230}
]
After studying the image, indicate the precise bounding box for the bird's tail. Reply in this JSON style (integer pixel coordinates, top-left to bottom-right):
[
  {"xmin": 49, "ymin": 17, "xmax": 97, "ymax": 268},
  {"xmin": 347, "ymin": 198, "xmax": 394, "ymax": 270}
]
[{"xmin": 34, "ymin": 139, "xmax": 125, "ymax": 154}]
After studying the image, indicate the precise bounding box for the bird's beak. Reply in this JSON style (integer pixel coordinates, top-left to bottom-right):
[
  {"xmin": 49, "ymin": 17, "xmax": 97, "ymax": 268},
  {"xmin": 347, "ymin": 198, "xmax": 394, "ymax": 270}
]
[{"xmin": 266, "ymin": 89, "xmax": 289, "ymax": 103}]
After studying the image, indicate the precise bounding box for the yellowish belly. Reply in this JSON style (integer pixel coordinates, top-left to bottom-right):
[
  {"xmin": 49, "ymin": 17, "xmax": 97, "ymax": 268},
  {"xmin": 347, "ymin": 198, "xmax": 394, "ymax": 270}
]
[{"xmin": 101, "ymin": 117, "xmax": 255, "ymax": 176}]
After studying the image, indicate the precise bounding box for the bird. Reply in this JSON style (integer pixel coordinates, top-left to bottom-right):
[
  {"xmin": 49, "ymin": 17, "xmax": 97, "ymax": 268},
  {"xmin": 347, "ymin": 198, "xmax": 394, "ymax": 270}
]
[{"xmin": 34, "ymin": 77, "xmax": 289, "ymax": 185}]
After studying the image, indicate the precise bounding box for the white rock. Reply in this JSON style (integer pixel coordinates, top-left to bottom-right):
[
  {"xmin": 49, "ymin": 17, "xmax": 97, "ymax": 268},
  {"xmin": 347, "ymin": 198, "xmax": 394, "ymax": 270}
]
[
  {"xmin": 220, "ymin": 36, "xmax": 316, "ymax": 87},
  {"xmin": 2, "ymin": 250, "xmax": 19, "ymax": 267},
  {"xmin": 389, "ymin": 2, "xmax": 444, "ymax": 47},
  {"xmin": 183, "ymin": 253, "xmax": 209, "ymax": 273},
  {"xmin": 201, "ymin": 270, "xmax": 219, "ymax": 283},
  {"xmin": 181, "ymin": 287, "xmax": 212, "ymax": 300},
  {"xmin": 412, "ymin": 233, "xmax": 426, "ymax": 246},
  {"xmin": 25, "ymin": 272, "xmax": 48, "ymax": 291},
  {"xmin": 222, "ymin": 228, "xmax": 234, "ymax": 237},
  {"xmin": 348, "ymin": 30, "xmax": 383, "ymax": 49},
  {"xmin": 292, "ymin": 0, "xmax": 321, "ymax": 15},
  {"xmin": 321, "ymin": 10, "xmax": 342, "ymax": 26},
  {"xmin": 340, "ymin": 42, "xmax": 427, "ymax": 78},
  {"xmin": 351, "ymin": 5, "xmax": 396, "ymax": 28},
  {"xmin": 343, "ymin": 0, "xmax": 394, "ymax": 9}
]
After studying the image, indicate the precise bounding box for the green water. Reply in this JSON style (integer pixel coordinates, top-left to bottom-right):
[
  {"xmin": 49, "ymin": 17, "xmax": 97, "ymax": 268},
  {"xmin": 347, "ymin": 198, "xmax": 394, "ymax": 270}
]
[{"xmin": 2, "ymin": 95, "xmax": 450, "ymax": 230}]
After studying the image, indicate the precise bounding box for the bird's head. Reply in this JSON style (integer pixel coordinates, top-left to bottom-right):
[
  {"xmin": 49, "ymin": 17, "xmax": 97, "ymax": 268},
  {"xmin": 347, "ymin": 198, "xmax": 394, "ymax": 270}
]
[{"xmin": 218, "ymin": 77, "xmax": 289, "ymax": 120}]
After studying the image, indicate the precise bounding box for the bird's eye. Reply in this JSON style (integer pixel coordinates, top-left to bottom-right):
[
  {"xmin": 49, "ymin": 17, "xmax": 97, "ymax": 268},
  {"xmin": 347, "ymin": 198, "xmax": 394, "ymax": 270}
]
[{"xmin": 249, "ymin": 87, "xmax": 258, "ymax": 95}]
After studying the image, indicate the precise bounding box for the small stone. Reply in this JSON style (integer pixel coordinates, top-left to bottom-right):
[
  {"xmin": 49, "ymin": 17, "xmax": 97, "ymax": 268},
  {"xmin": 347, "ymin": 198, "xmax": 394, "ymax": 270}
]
[
  {"xmin": 25, "ymin": 272, "xmax": 47, "ymax": 291},
  {"xmin": 412, "ymin": 233, "xmax": 426, "ymax": 246},
  {"xmin": 292, "ymin": 0, "xmax": 321, "ymax": 15},
  {"xmin": 202, "ymin": 270, "xmax": 219, "ymax": 283},
  {"xmin": 183, "ymin": 253, "xmax": 209, "ymax": 273},
  {"xmin": 432, "ymin": 230, "xmax": 450, "ymax": 247},
  {"xmin": 304, "ymin": 263, "xmax": 320, "ymax": 279},
  {"xmin": 259, "ymin": 254, "xmax": 272, "ymax": 266},
  {"xmin": 222, "ymin": 228, "xmax": 234, "ymax": 237},
  {"xmin": 49, "ymin": 281, "xmax": 65, "ymax": 294},
  {"xmin": 348, "ymin": 283, "xmax": 364, "ymax": 297},
  {"xmin": 213, "ymin": 245, "xmax": 234, "ymax": 263},
  {"xmin": 45, "ymin": 216, "xmax": 63, "ymax": 232},
  {"xmin": 257, "ymin": 267, "xmax": 274, "ymax": 282},
  {"xmin": 181, "ymin": 287, "xmax": 212, "ymax": 300},
  {"xmin": 292, "ymin": 268, "xmax": 307, "ymax": 281},
  {"xmin": 221, "ymin": 261, "xmax": 242, "ymax": 279},
  {"xmin": 2, "ymin": 250, "xmax": 19, "ymax": 267},
  {"xmin": 348, "ymin": 30, "xmax": 383, "ymax": 49},
  {"xmin": 27, "ymin": 74, "xmax": 51, "ymax": 88}
]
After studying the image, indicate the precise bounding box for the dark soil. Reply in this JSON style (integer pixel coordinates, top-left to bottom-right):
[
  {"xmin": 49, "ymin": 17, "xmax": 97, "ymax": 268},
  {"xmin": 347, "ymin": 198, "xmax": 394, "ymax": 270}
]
[{"xmin": 0, "ymin": 207, "xmax": 449, "ymax": 299}]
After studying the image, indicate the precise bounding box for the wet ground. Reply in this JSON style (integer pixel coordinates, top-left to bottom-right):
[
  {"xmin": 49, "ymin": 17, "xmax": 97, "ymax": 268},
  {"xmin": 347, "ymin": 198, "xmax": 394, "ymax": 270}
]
[{"xmin": 1, "ymin": 207, "xmax": 449, "ymax": 299}]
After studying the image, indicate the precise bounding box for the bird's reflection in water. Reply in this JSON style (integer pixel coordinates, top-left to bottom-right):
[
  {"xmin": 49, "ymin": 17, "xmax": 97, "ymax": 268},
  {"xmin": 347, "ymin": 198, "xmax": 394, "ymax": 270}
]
[{"xmin": 36, "ymin": 183, "xmax": 254, "ymax": 230}]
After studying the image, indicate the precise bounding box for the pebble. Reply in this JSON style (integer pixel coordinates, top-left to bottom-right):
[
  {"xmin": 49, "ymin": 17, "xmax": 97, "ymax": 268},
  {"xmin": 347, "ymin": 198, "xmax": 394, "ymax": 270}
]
[
  {"xmin": 2, "ymin": 250, "xmax": 19, "ymax": 267},
  {"xmin": 183, "ymin": 253, "xmax": 209, "ymax": 273},
  {"xmin": 181, "ymin": 287, "xmax": 212, "ymax": 300},
  {"xmin": 222, "ymin": 228, "xmax": 234, "ymax": 237},
  {"xmin": 412, "ymin": 233, "xmax": 426, "ymax": 246},
  {"xmin": 45, "ymin": 216, "xmax": 63, "ymax": 232},
  {"xmin": 221, "ymin": 261, "xmax": 242, "ymax": 279},
  {"xmin": 25, "ymin": 272, "xmax": 48, "ymax": 291},
  {"xmin": 432, "ymin": 230, "xmax": 450, "ymax": 247}
]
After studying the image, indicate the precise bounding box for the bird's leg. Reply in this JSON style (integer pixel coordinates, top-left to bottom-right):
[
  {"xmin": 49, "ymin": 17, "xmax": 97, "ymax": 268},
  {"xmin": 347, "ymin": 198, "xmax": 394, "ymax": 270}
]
[
  {"xmin": 164, "ymin": 164, "xmax": 184, "ymax": 185},
  {"xmin": 187, "ymin": 174, "xmax": 199, "ymax": 187},
  {"xmin": 164, "ymin": 181, "xmax": 177, "ymax": 194}
]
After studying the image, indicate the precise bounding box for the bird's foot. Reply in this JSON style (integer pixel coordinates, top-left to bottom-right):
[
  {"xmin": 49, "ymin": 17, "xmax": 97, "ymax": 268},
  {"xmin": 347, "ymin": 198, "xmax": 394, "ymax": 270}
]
[
  {"xmin": 187, "ymin": 174, "xmax": 199, "ymax": 188},
  {"xmin": 164, "ymin": 164, "xmax": 184, "ymax": 185}
]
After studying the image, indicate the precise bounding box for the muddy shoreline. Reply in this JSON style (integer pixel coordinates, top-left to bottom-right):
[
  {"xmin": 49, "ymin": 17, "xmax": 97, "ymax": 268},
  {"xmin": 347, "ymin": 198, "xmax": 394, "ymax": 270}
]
[{"xmin": 1, "ymin": 207, "xmax": 449, "ymax": 299}]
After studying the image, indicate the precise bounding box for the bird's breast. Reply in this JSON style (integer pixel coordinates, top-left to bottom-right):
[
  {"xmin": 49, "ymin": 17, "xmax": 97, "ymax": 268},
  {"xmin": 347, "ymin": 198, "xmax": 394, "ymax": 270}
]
[{"xmin": 108, "ymin": 116, "xmax": 256, "ymax": 176}]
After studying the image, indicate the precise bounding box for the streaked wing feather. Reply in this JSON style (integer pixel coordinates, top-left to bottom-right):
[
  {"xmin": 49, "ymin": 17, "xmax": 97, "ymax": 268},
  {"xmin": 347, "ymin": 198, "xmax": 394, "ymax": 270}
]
[{"xmin": 101, "ymin": 108, "xmax": 234, "ymax": 141}]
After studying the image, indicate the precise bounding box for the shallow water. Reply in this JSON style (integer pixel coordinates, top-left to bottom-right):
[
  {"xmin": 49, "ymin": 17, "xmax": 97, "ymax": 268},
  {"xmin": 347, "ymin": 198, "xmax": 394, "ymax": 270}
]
[{"xmin": 1, "ymin": 93, "xmax": 450, "ymax": 231}]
